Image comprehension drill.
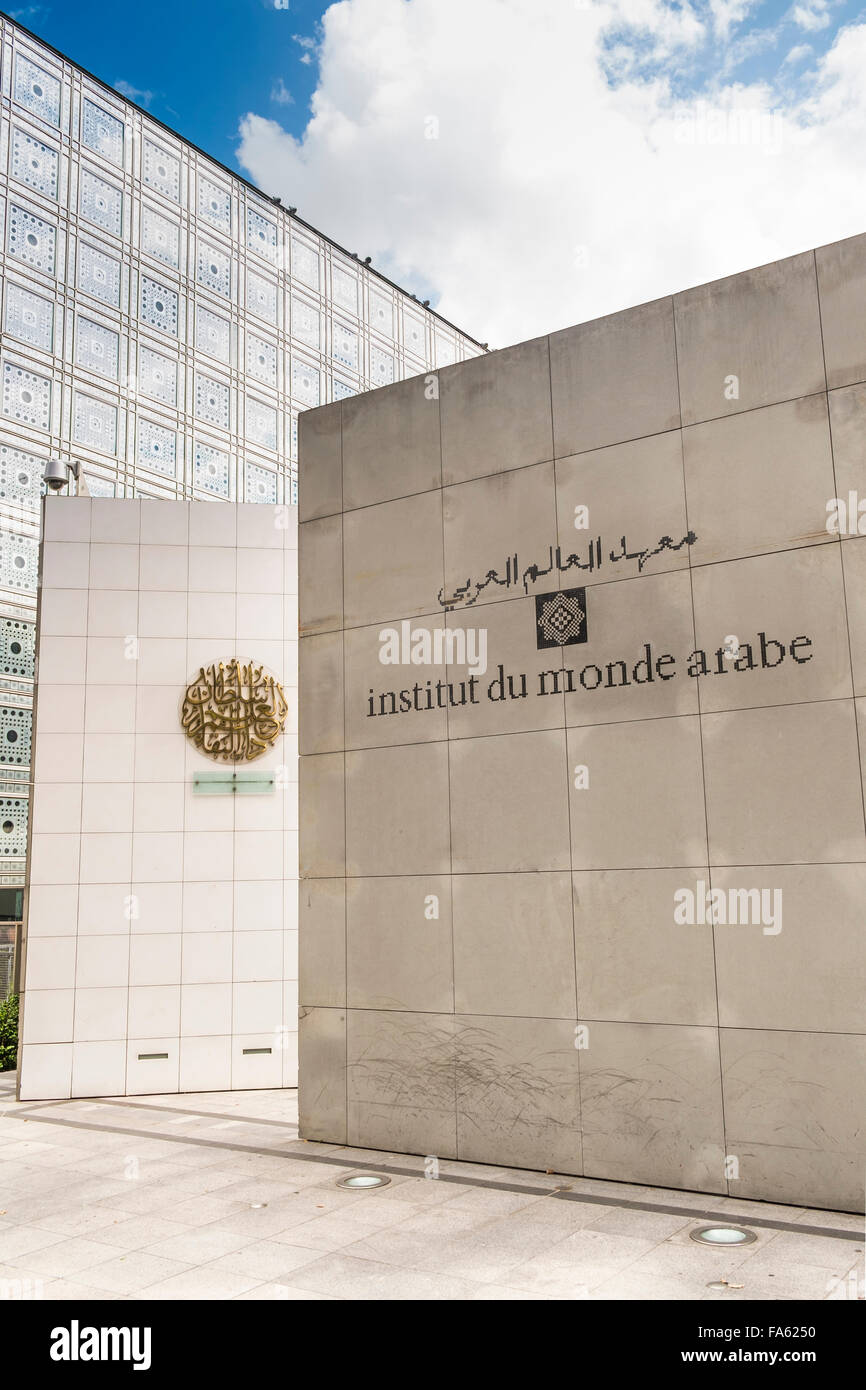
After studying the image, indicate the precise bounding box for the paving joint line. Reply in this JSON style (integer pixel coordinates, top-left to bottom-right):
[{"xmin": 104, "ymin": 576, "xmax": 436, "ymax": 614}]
[
  {"xmin": 76, "ymin": 1097, "xmax": 300, "ymax": 1129},
  {"xmin": 1, "ymin": 1108, "xmax": 862, "ymax": 1243}
]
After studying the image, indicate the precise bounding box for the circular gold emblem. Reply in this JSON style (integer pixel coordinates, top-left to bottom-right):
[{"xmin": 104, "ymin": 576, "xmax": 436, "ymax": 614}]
[{"xmin": 181, "ymin": 658, "xmax": 288, "ymax": 763}]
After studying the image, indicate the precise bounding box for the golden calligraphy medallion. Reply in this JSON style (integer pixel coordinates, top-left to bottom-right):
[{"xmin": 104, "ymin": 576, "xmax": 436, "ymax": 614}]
[{"xmin": 181, "ymin": 658, "xmax": 288, "ymax": 763}]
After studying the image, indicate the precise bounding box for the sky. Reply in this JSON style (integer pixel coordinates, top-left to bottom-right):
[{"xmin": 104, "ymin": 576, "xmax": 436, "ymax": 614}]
[{"xmin": 9, "ymin": 0, "xmax": 866, "ymax": 347}]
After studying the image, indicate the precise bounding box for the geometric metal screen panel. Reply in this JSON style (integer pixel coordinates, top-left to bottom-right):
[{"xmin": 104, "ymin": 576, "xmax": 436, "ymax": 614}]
[
  {"xmin": 4, "ymin": 284, "xmax": 54, "ymax": 352},
  {"xmin": 0, "ymin": 707, "xmax": 32, "ymax": 765},
  {"xmin": 1, "ymin": 361, "xmax": 52, "ymax": 431},
  {"xmin": 0, "ymin": 796, "xmax": 28, "ymax": 856},
  {"xmin": 13, "ymin": 53, "xmax": 61, "ymax": 124},
  {"xmin": 82, "ymin": 97, "xmax": 124, "ymax": 163},
  {"xmin": 0, "ymin": 620, "xmax": 35, "ymax": 679},
  {"xmin": 0, "ymin": 445, "xmax": 43, "ymax": 512},
  {"xmin": 0, "ymin": 532, "xmax": 39, "ymax": 595},
  {"xmin": 6, "ymin": 204, "xmax": 57, "ymax": 274}
]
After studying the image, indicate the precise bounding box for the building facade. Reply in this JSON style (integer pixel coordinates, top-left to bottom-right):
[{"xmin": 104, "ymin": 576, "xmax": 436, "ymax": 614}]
[
  {"xmin": 0, "ymin": 12, "xmax": 483, "ymax": 929},
  {"xmin": 298, "ymin": 233, "xmax": 866, "ymax": 1212}
]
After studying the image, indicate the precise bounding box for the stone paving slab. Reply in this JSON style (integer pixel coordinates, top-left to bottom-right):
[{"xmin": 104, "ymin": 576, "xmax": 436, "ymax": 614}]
[{"xmin": 0, "ymin": 1078, "xmax": 861, "ymax": 1301}]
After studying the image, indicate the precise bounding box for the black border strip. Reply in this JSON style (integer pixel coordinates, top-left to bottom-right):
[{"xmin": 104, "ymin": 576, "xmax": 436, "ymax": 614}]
[{"xmin": 4, "ymin": 1108, "xmax": 862, "ymax": 1243}]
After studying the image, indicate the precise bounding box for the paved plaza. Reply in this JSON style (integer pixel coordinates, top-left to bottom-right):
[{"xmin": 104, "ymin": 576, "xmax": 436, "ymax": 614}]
[{"xmin": 0, "ymin": 1074, "xmax": 861, "ymax": 1301}]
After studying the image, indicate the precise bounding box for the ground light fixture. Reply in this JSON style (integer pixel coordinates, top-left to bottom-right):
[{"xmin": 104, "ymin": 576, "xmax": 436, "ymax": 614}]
[
  {"xmin": 689, "ymin": 1225, "xmax": 758, "ymax": 1246},
  {"xmin": 336, "ymin": 1173, "xmax": 392, "ymax": 1190}
]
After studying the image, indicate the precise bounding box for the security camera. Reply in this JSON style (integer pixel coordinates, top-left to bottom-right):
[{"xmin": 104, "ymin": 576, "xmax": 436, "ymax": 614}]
[{"xmin": 43, "ymin": 459, "xmax": 80, "ymax": 492}]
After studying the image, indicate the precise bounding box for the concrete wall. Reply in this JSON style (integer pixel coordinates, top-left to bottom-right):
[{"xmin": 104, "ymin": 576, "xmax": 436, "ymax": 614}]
[
  {"xmin": 297, "ymin": 233, "xmax": 866, "ymax": 1212},
  {"xmin": 18, "ymin": 496, "xmax": 298, "ymax": 1099}
]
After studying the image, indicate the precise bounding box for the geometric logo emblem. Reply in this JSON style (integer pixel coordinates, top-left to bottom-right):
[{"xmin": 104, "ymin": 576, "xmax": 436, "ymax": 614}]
[
  {"xmin": 181, "ymin": 658, "xmax": 287, "ymax": 762},
  {"xmin": 535, "ymin": 587, "xmax": 588, "ymax": 649}
]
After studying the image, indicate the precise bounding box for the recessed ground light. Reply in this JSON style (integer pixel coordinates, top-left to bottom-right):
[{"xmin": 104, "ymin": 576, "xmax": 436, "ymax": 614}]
[
  {"xmin": 690, "ymin": 1225, "xmax": 757, "ymax": 1246},
  {"xmin": 336, "ymin": 1173, "xmax": 391, "ymax": 1190}
]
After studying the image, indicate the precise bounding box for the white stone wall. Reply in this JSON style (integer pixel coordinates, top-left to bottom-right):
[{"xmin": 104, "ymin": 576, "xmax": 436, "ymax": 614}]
[{"xmin": 18, "ymin": 495, "xmax": 298, "ymax": 1099}]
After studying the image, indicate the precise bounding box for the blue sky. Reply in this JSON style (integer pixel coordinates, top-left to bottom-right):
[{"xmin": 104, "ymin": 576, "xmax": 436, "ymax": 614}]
[
  {"xmin": 11, "ymin": 0, "xmax": 865, "ymax": 182},
  {"xmin": 606, "ymin": 0, "xmax": 864, "ymax": 89},
  {"xmin": 5, "ymin": 0, "xmax": 328, "ymax": 172},
  {"xmin": 6, "ymin": 0, "xmax": 866, "ymax": 343}
]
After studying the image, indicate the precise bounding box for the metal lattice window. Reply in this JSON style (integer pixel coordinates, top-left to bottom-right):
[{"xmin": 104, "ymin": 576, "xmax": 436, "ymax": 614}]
[
  {"xmin": 370, "ymin": 292, "xmax": 393, "ymax": 335},
  {"xmin": 246, "ymin": 206, "xmax": 278, "ymax": 263},
  {"xmin": 436, "ymin": 333, "xmax": 456, "ymax": 366},
  {"xmin": 72, "ymin": 392, "xmax": 117, "ymax": 454},
  {"xmin": 403, "ymin": 307, "xmax": 425, "ymax": 355},
  {"xmin": 142, "ymin": 207, "xmax": 180, "ymax": 268},
  {"xmin": 370, "ymin": 346, "xmax": 395, "ymax": 386},
  {"xmin": 291, "ymin": 297, "xmax": 320, "ymax": 349},
  {"xmin": 0, "ymin": 532, "xmax": 39, "ymax": 594},
  {"xmin": 246, "ymin": 334, "xmax": 277, "ymax": 386},
  {"xmin": 332, "ymin": 322, "xmax": 359, "ymax": 370},
  {"xmin": 83, "ymin": 474, "xmax": 116, "ymax": 498},
  {"xmin": 245, "ymin": 461, "xmax": 277, "ymax": 505},
  {"xmin": 291, "ymin": 360, "xmax": 320, "ymax": 407},
  {"xmin": 331, "ymin": 265, "xmax": 358, "ymax": 314},
  {"xmin": 196, "ymin": 306, "xmax": 230, "ymax": 364},
  {"xmin": 0, "ymin": 797, "xmax": 29, "ymax": 856},
  {"xmin": 137, "ymin": 419, "xmax": 177, "ymax": 476},
  {"xmin": 4, "ymin": 284, "xmax": 54, "ymax": 352},
  {"xmin": 0, "ymin": 448, "xmax": 43, "ymax": 514},
  {"xmin": 82, "ymin": 98, "xmax": 124, "ymax": 164},
  {"xmin": 245, "ymin": 396, "xmax": 277, "ymax": 450},
  {"xmin": 13, "ymin": 54, "xmax": 61, "ymax": 126},
  {"xmin": 75, "ymin": 317, "xmax": 119, "ymax": 379},
  {"xmin": 80, "ymin": 168, "xmax": 123, "ymax": 236},
  {"xmin": 142, "ymin": 140, "xmax": 181, "ymax": 201},
  {"xmin": 138, "ymin": 347, "xmax": 178, "ymax": 405},
  {"xmin": 77, "ymin": 243, "xmax": 121, "ymax": 307},
  {"xmin": 11, "ymin": 127, "xmax": 59, "ymax": 200},
  {"xmin": 1, "ymin": 361, "xmax": 51, "ymax": 430},
  {"xmin": 291, "ymin": 237, "xmax": 319, "ymax": 289},
  {"xmin": 246, "ymin": 272, "xmax": 276, "ymax": 324},
  {"xmin": 7, "ymin": 205, "xmax": 56, "ymax": 274},
  {"xmin": 0, "ymin": 619, "xmax": 36, "ymax": 677},
  {"xmin": 0, "ymin": 709, "xmax": 31, "ymax": 766},
  {"xmin": 197, "ymin": 177, "xmax": 231, "ymax": 228},
  {"xmin": 140, "ymin": 276, "xmax": 178, "ymax": 335},
  {"xmin": 194, "ymin": 374, "xmax": 230, "ymax": 429},
  {"xmin": 194, "ymin": 442, "xmax": 231, "ymax": 498},
  {"xmin": 196, "ymin": 243, "xmax": 231, "ymax": 299}
]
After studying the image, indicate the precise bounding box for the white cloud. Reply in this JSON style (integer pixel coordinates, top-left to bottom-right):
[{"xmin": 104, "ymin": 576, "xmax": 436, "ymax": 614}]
[
  {"xmin": 788, "ymin": 0, "xmax": 833, "ymax": 32},
  {"xmin": 292, "ymin": 32, "xmax": 318, "ymax": 64},
  {"xmin": 236, "ymin": 0, "xmax": 866, "ymax": 346},
  {"xmin": 114, "ymin": 79, "xmax": 155, "ymax": 107},
  {"xmin": 707, "ymin": 0, "xmax": 760, "ymax": 39},
  {"xmin": 270, "ymin": 77, "xmax": 294, "ymax": 105},
  {"xmin": 782, "ymin": 42, "xmax": 813, "ymax": 64}
]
